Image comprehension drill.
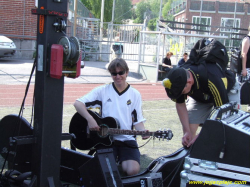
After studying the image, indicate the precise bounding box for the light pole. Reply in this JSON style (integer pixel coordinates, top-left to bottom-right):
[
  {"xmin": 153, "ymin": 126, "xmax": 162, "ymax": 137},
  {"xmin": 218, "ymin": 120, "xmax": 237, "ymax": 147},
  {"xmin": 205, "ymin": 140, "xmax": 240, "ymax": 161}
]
[
  {"xmin": 159, "ymin": 0, "xmax": 163, "ymax": 20},
  {"xmin": 98, "ymin": 0, "xmax": 105, "ymax": 61}
]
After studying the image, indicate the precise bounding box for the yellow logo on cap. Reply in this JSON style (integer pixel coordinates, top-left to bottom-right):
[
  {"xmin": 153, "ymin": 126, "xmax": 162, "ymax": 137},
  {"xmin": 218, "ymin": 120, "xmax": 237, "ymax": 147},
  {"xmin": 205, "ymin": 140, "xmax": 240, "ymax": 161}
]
[{"xmin": 162, "ymin": 78, "xmax": 172, "ymax": 89}]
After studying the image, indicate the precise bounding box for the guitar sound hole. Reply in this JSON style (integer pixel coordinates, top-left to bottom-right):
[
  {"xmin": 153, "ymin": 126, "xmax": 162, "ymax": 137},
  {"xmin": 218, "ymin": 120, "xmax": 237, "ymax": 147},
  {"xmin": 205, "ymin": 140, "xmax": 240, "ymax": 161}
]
[{"xmin": 98, "ymin": 125, "xmax": 109, "ymax": 137}]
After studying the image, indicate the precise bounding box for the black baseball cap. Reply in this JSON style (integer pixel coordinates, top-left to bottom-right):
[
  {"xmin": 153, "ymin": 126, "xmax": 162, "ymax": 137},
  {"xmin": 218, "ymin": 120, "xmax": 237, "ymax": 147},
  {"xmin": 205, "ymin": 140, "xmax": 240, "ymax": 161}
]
[{"xmin": 162, "ymin": 68, "xmax": 187, "ymax": 99}]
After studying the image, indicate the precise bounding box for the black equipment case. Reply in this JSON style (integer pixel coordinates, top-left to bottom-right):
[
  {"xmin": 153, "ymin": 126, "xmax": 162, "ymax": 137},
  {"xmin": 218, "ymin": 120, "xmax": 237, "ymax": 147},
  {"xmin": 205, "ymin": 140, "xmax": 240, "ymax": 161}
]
[
  {"xmin": 181, "ymin": 156, "xmax": 250, "ymax": 187},
  {"xmin": 122, "ymin": 147, "xmax": 190, "ymax": 187},
  {"xmin": 180, "ymin": 103, "xmax": 250, "ymax": 187},
  {"xmin": 241, "ymin": 81, "xmax": 250, "ymax": 104}
]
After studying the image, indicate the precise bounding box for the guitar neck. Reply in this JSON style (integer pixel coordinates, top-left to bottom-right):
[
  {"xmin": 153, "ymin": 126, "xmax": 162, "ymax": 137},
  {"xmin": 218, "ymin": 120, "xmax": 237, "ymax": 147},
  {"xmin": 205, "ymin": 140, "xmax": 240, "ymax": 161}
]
[{"xmin": 108, "ymin": 129, "xmax": 155, "ymax": 136}]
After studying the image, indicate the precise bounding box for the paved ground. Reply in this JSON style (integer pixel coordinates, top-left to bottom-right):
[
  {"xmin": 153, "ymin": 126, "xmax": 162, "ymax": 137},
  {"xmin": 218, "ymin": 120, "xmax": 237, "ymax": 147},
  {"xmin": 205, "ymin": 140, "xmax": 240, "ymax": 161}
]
[
  {"xmin": 0, "ymin": 58, "xmax": 168, "ymax": 107},
  {"xmin": 0, "ymin": 58, "xmax": 148, "ymax": 85}
]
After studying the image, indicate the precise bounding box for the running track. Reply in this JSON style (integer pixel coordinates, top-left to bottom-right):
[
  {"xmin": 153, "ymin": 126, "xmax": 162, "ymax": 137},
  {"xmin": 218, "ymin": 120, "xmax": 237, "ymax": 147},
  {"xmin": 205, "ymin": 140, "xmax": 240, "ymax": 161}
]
[{"xmin": 0, "ymin": 83, "xmax": 169, "ymax": 107}]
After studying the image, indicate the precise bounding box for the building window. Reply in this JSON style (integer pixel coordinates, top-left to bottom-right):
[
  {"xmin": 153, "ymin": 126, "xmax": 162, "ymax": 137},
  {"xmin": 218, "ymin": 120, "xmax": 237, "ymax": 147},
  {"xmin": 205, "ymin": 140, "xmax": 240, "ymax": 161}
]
[
  {"xmin": 219, "ymin": 2, "xmax": 244, "ymax": 12},
  {"xmin": 190, "ymin": 1, "xmax": 215, "ymax": 11},
  {"xmin": 192, "ymin": 16, "xmax": 211, "ymax": 33},
  {"xmin": 220, "ymin": 18, "xmax": 240, "ymax": 33}
]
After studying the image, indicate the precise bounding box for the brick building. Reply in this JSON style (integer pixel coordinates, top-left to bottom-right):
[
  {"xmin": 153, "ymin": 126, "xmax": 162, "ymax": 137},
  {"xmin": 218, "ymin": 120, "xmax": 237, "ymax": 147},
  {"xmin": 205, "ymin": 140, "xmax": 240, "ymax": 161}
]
[
  {"xmin": 0, "ymin": 0, "xmax": 37, "ymax": 58},
  {"xmin": 166, "ymin": 0, "xmax": 250, "ymax": 47},
  {"xmin": 0, "ymin": 0, "xmax": 94, "ymax": 58}
]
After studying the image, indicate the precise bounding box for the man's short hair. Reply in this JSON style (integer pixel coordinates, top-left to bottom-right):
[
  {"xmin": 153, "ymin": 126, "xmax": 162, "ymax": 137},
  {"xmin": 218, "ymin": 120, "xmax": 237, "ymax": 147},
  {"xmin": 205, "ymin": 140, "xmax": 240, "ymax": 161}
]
[
  {"xmin": 108, "ymin": 58, "xmax": 129, "ymax": 73},
  {"xmin": 183, "ymin": 52, "xmax": 188, "ymax": 56}
]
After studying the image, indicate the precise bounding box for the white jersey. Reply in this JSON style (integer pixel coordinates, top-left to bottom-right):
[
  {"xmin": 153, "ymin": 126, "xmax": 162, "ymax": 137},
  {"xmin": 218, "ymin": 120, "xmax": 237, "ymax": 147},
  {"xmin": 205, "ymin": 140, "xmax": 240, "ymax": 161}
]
[{"xmin": 77, "ymin": 83, "xmax": 146, "ymax": 141}]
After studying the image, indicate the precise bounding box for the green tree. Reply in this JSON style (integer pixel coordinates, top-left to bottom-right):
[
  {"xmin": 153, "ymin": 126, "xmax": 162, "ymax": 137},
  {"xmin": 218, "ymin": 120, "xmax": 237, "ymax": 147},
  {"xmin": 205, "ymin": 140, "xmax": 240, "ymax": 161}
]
[
  {"xmin": 114, "ymin": 0, "xmax": 132, "ymax": 23},
  {"xmin": 80, "ymin": 0, "xmax": 112, "ymax": 22},
  {"xmin": 148, "ymin": 18, "xmax": 157, "ymax": 31},
  {"xmin": 149, "ymin": 0, "xmax": 160, "ymax": 18},
  {"xmin": 162, "ymin": 0, "xmax": 174, "ymax": 20},
  {"xmin": 134, "ymin": 1, "xmax": 150, "ymax": 24},
  {"xmin": 81, "ymin": 0, "xmax": 131, "ymax": 23},
  {"xmin": 83, "ymin": 0, "xmax": 92, "ymax": 11}
]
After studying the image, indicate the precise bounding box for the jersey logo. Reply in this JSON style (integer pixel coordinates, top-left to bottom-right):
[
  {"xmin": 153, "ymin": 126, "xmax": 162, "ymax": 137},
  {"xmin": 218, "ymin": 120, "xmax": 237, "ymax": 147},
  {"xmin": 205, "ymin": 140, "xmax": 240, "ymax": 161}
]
[
  {"xmin": 107, "ymin": 98, "xmax": 112, "ymax": 102},
  {"xmin": 127, "ymin": 99, "xmax": 131, "ymax": 105}
]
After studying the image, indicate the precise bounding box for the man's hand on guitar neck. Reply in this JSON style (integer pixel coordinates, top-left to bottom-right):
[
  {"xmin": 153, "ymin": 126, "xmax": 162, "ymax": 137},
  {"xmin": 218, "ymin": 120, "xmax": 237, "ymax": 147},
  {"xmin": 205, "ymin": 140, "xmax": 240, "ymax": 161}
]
[
  {"xmin": 141, "ymin": 131, "xmax": 150, "ymax": 140},
  {"xmin": 135, "ymin": 122, "xmax": 150, "ymax": 140}
]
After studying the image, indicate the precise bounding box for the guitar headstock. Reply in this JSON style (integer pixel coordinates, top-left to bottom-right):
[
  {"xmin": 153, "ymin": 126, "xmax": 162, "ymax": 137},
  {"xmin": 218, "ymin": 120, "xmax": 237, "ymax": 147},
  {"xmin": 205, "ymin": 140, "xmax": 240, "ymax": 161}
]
[{"xmin": 154, "ymin": 129, "xmax": 173, "ymax": 141}]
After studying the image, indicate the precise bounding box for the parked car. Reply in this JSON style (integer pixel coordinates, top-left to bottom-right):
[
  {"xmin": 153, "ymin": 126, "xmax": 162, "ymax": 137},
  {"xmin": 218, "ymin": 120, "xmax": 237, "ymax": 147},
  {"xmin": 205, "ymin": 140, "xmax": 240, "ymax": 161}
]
[
  {"xmin": 0, "ymin": 35, "xmax": 16, "ymax": 57},
  {"xmin": 81, "ymin": 60, "xmax": 85, "ymax": 68}
]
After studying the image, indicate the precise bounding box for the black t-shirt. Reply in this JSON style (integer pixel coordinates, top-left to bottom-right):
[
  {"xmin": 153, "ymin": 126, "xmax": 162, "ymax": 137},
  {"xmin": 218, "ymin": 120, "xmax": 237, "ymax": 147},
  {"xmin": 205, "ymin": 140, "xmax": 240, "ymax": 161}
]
[
  {"xmin": 169, "ymin": 63, "xmax": 233, "ymax": 107},
  {"xmin": 163, "ymin": 58, "xmax": 171, "ymax": 66}
]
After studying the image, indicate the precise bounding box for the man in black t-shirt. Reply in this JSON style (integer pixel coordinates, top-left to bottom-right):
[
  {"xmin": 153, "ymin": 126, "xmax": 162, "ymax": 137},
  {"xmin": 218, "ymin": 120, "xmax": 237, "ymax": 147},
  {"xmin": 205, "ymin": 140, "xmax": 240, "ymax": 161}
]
[
  {"xmin": 162, "ymin": 51, "xmax": 173, "ymax": 73},
  {"xmin": 162, "ymin": 64, "xmax": 240, "ymax": 147}
]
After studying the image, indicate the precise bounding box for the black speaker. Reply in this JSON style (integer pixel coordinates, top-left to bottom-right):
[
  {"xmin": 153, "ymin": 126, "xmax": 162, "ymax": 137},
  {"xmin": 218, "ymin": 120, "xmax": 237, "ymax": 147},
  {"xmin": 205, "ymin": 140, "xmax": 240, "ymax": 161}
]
[
  {"xmin": 78, "ymin": 148, "xmax": 123, "ymax": 187},
  {"xmin": 0, "ymin": 114, "xmax": 33, "ymax": 172},
  {"xmin": 241, "ymin": 81, "xmax": 250, "ymax": 104},
  {"xmin": 60, "ymin": 147, "xmax": 93, "ymax": 185},
  {"xmin": 190, "ymin": 114, "xmax": 250, "ymax": 168}
]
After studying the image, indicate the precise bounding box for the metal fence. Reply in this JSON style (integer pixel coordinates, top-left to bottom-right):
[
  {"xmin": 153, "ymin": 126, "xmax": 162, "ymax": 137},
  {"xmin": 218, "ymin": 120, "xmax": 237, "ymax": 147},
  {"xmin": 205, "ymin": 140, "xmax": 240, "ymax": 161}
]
[{"xmin": 107, "ymin": 23, "xmax": 145, "ymax": 62}]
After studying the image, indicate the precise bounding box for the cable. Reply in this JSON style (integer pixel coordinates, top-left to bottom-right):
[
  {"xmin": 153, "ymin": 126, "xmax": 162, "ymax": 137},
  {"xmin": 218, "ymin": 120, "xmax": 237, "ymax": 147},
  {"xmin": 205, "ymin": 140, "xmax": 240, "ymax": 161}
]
[
  {"xmin": 69, "ymin": 38, "xmax": 77, "ymax": 59},
  {"xmin": 219, "ymin": 120, "xmax": 226, "ymax": 159}
]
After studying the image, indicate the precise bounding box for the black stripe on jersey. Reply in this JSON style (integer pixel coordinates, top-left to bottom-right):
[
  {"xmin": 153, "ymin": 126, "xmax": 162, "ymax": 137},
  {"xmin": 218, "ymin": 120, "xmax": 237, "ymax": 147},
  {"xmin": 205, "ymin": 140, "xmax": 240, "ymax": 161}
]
[
  {"xmin": 132, "ymin": 109, "xmax": 138, "ymax": 122},
  {"xmin": 112, "ymin": 82, "xmax": 130, "ymax": 96},
  {"xmin": 85, "ymin": 100, "xmax": 102, "ymax": 109}
]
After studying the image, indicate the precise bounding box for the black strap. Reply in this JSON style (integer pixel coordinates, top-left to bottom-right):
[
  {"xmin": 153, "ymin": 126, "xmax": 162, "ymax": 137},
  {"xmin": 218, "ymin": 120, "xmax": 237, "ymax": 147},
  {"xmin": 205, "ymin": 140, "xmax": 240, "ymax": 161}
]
[{"xmin": 197, "ymin": 62, "xmax": 210, "ymax": 94}]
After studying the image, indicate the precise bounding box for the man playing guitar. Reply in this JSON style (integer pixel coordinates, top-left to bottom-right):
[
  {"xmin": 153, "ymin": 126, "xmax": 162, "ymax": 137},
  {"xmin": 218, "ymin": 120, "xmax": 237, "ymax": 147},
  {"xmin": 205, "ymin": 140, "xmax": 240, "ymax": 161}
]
[{"xmin": 74, "ymin": 58, "xmax": 149, "ymax": 176}]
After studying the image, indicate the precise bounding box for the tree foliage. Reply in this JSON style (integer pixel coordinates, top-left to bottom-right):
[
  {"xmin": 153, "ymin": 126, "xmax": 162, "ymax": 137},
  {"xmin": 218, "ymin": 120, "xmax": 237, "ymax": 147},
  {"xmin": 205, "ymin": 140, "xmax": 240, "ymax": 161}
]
[
  {"xmin": 149, "ymin": 0, "xmax": 160, "ymax": 18},
  {"xmin": 81, "ymin": 0, "xmax": 131, "ymax": 23},
  {"xmin": 148, "ymin": 18, "xmax": 157, "ymax": 31},
  {"xmin": 162, "ymin": 0, "xmax": 174, "ymax": 20},
  {"xmin": 134, "ymin": 1, "xmax": 150, "ymax": 23},
  {"xmin": 114, "ymin": 0, "xmax": 132, "ymax": 23}
]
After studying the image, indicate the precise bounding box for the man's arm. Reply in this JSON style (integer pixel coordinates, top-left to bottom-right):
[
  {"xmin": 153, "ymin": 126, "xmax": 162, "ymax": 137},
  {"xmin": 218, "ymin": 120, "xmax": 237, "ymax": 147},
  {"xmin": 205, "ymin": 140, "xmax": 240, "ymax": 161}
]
[
  {"xmin": 241, "ymin": 37, "xmax": 250, "ymax": 77},
  {"xmin": 74, "ymin": 100, "xmax": 100, "ymax": 131},
  {"xmin": 162, "ymin": 63, "xmax": 172, "ymax": 68},
  {"xmin": 176, "ymin": 102, "xmax": 192, "ymax": 147},
  {"xmin": 162, "ymin": 58, "xmax": 172, "ymax": 68},
  {"xmin": 134, "ymin": 122, "xmax": 149, "ymax": 140}
]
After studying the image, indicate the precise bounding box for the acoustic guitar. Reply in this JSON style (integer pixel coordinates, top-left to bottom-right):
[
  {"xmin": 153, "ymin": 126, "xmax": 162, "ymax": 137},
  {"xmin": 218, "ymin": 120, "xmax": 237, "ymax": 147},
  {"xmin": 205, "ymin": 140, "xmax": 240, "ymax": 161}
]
[{"xmin": 69, "ymin": 110, "xmax": 173, "ymax": 150}]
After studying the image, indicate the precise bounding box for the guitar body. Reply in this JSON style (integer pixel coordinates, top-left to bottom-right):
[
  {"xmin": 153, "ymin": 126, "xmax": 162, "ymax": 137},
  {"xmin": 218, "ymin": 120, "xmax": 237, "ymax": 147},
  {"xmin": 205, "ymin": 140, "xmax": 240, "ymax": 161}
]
[{"xmin": 69, "ymin": 110, "xmax": 119, "ymax": 150}]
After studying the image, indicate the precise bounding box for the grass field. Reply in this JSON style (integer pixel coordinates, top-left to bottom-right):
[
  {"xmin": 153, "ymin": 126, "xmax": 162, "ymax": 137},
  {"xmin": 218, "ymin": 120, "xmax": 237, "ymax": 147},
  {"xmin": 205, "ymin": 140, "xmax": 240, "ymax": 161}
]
[{"xmin": 0, "ymin": 100, "xmax": 249, "ymax": 184}]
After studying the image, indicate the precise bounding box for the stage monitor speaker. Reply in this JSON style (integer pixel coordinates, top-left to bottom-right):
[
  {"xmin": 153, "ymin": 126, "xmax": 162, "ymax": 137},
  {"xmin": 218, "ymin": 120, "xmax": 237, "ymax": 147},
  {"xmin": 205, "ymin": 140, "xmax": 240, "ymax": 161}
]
[
  {"xmin": 190, "ymin": 110, "xmax": 250, "ymax": 168},
  {"xmin": 60, "ymin": 147, "xmax": 93, "ymax": 185},
  {"xmin": 78, "ymin": 148, "xmax": 123, "ymax": 187}
]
